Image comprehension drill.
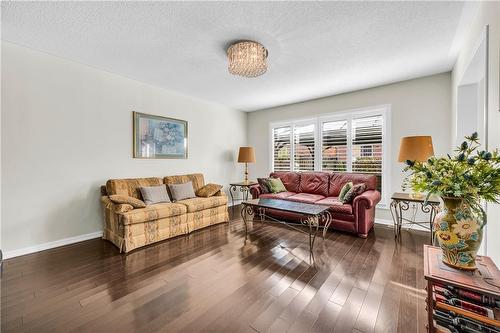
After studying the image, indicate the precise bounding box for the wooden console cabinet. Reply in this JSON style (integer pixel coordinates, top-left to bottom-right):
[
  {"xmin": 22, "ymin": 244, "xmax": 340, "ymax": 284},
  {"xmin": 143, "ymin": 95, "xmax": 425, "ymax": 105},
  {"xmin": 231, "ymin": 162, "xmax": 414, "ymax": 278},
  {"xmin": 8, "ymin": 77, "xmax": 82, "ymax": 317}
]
[{"xmin": 424, "ymin": 245, "xmax": 500, "ymax": 332}]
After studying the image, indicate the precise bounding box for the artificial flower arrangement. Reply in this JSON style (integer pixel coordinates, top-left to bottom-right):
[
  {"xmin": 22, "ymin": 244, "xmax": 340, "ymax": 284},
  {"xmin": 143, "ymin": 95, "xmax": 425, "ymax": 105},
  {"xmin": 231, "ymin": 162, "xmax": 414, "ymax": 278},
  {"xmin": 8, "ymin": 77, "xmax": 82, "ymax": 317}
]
[{"xmin": 402, "ymin": 133, "xmax": 500, "ymax": 270}]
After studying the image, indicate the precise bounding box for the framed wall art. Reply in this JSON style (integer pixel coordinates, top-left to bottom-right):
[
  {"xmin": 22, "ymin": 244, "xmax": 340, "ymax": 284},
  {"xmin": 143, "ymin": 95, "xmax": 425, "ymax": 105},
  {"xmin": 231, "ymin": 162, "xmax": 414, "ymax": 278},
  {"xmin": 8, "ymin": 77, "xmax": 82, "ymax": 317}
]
[{"xmin": 133, "ymin": 112, "xmax": 188, "ymax": 159}]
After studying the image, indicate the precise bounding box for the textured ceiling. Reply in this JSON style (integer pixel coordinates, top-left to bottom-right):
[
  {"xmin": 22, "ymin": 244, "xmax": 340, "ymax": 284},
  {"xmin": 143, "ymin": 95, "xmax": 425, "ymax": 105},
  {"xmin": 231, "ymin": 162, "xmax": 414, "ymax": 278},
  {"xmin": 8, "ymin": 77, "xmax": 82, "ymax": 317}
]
[{"xmin": 2, "ymin": 1, "xmax": 467, "ymax": 111}]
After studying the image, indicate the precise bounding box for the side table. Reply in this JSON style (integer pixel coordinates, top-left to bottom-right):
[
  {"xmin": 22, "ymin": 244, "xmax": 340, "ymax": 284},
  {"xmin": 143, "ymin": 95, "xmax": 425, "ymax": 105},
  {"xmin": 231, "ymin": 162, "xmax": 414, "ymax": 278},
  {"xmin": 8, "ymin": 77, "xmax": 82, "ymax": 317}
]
[
  {"xmin": 390, "ymin": 192, "xmax": 440, "ymax": 244},
  {"xmin": 424, "ymin": 245, "xmax": 500, "ymax": 332},
  {"xmin": 229, "ymin": 181, "xmax": 258, "ymax": 208}
]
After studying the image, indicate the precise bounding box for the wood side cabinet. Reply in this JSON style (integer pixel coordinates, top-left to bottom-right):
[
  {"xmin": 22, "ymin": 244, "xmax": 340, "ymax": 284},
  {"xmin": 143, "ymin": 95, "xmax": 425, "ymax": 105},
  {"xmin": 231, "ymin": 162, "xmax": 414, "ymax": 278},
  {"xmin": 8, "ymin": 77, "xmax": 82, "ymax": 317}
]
[{"xmin": 423, "ymin": 245, "xmax": 500, "ymax": 332}]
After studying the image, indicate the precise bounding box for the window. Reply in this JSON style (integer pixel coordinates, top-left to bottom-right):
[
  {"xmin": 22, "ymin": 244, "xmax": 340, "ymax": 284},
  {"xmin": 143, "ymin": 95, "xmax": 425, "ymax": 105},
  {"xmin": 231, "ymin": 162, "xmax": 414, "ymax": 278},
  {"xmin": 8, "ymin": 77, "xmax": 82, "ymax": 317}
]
[
  {"xmin": 351, "ymin": 115, "xmax": 383, "ymax": 193},
  {"xmin": 270, "ymin": 106, "xmax": 390, "ymax": 207},
  {"xmin": 294, "ymin": 123, "xmax": 315, "ymax": 171},
  {"xmin": 272, "ymin": 126, "xmax": 291, "ymax": 171},
  {"xmin": 322, "ymin": 120, "xmax": 348, "ymax": 172}
]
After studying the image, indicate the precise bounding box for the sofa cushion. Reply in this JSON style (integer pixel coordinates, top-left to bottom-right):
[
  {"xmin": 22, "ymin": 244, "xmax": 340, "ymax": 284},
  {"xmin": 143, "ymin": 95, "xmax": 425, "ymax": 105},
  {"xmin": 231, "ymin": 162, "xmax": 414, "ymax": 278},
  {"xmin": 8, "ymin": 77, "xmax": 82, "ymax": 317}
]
[
  {"xmin": 257, "ymin": 178, "xmax": 272, "ymax": 194},
  {"xmin": 177, "ymin": 195, "xmax": 228, "ymax": 213},
  {"xmin": 139, "ymin": 185, "xmax": 171, "ymax": 205},
  {"xmin": 109, "ymin": 194, "xmax": 147, "ymax": 208},
  {"xmin": 342, "ymin": 183, "xmax": 367, "ymax": 203},
  {"xmin": 164, "ymin": 173, "xmax": 205, "ymax": 193},
  {"xmin": 268, "ymin": 178, "xmax": 287, "ymax": 193},
  {"xmin": 196, "ymin": 183, "xmax": 223, "ymax": 197},
  {"xmin": 106, "ymin": 177, "xmax": 163, "ymax": 200},
  {"xmin": 121, "ymin": 203, "xmax": 187, "ymax": 225},
  {"xmin": 329, "ymin": 172, "xmax": 377, "ymax": 197},
  {"xmin": 270, "ymin": 172, "xmax": 301, "ymax": 193},
  {"xmin": 259, "ymin": 191, "xmax": 296, "ymax": 200},
  {"xmin": 286, "ymin": 193, "xmax": 325, "ymax": 204},
  {"xmin": 299, "ymin": 172, "xmax": 330, "ymax": 196},
  {"xmin": 316, "ymin": 197, "xmax": 353, "ymax": 215},
  {"xmin": 168, "ymin": 182, "xmax": 196, "ymax": 201}
]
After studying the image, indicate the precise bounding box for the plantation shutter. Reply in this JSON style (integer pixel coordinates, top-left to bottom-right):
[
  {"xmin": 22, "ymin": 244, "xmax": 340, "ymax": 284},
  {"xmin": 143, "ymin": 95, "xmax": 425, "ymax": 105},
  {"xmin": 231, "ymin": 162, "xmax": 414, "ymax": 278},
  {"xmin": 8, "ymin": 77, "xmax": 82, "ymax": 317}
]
[
  {"xmin": 351, "ymin": 115, "xmax": 383, "ymax": 192},
  {"xmin": 321, "ymin": 120, "xmax": 348, "ymax": 172},
  {"xmin": 293, "ymin": 123, "xmax": 315, "ymax": 171},
  {"xmin": 272, "ymin": 126, "xmax": 291, "ymax": 171}
]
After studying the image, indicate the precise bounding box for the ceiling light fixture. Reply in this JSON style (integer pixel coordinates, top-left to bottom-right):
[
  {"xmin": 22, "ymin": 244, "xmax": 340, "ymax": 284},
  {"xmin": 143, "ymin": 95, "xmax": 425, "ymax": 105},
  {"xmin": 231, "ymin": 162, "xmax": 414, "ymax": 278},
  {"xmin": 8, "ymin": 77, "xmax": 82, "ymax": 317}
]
[{"xmin": 227, "ymin": 41, "xmax": 268, "ymax": 78}]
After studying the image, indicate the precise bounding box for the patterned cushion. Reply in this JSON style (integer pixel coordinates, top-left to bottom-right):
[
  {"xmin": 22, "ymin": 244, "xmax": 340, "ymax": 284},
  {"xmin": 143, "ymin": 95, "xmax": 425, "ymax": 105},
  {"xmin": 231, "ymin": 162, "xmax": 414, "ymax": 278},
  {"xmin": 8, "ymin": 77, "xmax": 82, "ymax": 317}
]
[
  {"xmin": 106, "ymin": 177, "xmax": 163, "ymax": 199},
  {"xmin": 140, "ymin": 185, "xmax": 171, "ymax": 205},
  {"xmin": 114, "ymin": 204, "xmax": 134, "ymax": 214},
  {"xmin": 121, "ymin": 203, "xmax": 187, "ymax": 225},
  {"xmin": 109, "ymin": 194, "xmax": 146, "ymax": 208},
  {"xmin": 338, "ymin": 182, "xmax": 353, "ymax": 202},
  {"xmin": 177, "ymin": 195, "xmax": 228, "ymax": 213},
  {"xmin": 342, "ymin": 183, "xmax": 367, "ymax": 203},
  {"xmin": 268, "ymin": 178, "xmax": 287, "ymax": 193},
  {"xmin": 168, "ymin": 182, "xmax": 196, "ymax": 201},
  {"xmin": 196, "ymin": 183, "xmax": 223, "ymax": 197},
  {"xmin": 257, "ymin": 178, "xmax": 272, "ymax": 194}
]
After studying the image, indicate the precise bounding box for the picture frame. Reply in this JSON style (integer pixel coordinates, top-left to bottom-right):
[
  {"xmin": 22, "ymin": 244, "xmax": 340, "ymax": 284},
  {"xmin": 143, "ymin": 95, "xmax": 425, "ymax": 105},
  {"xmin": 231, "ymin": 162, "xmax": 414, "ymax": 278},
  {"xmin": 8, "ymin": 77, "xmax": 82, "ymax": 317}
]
[{"xmin": 133, "ymin": 111, "xmax": 188, "ymax": 159}]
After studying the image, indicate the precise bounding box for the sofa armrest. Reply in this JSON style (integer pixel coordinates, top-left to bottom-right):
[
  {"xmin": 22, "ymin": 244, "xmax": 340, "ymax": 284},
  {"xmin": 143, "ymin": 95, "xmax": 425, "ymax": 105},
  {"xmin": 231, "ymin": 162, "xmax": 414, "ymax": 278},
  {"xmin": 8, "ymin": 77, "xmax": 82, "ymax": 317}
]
[
  {"xmin": 250, "ymin": 185, "xmax": 262, "ymax": 199},
  {"xmin": 353, "ymin": 190, "xmax": 381, "ymax": 209}
]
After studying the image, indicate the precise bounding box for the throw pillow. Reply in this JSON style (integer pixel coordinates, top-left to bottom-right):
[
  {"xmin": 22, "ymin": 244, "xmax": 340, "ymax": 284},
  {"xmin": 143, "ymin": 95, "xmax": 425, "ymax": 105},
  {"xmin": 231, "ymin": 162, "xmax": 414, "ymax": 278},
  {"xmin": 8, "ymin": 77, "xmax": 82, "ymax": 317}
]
[
  {"xmin": 338, "ymin": 182, "xmax": 353, "ymax": 202},
  {"xmin": 168, "ymin": 181, "xmax": 196, "ymax": 201},
  {"xmin": 114, "ymin": 203, "xmax": 134, "ymax": 214},
  {"xmin": 139, "ymin": 185, "xmax": 171, "ymax": 205},
  {"xmin": 267, "ymin": 178, "xmax": 287, "ymax": 193},
  {"xmin": 257, "ymin": 177, "xmax": 272, "ymax": 194},
  {"xmin": 342, "ymin": 183, "xmax": 367, "ymax": 203},
  {"xmin": 109, "ymin": 194, "xmax": 146, "ymax": 208},
  {"xmin": 196, "ymin": 183, "xmax": 223, "ymax": 197}
]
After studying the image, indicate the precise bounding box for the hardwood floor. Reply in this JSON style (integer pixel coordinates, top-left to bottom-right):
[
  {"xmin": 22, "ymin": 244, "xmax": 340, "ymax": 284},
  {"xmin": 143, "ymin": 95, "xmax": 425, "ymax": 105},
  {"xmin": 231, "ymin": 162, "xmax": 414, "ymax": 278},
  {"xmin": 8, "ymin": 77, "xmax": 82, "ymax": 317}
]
[{"xmin": 1, "ymin": 206, "xmax": 430, "ymax": 333}]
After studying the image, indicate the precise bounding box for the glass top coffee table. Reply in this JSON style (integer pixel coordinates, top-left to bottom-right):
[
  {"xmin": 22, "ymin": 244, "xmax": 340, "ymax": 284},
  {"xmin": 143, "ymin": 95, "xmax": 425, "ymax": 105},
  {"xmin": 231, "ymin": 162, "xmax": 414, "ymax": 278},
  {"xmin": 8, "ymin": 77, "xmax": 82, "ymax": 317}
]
[{"xmin": 240, "ymin": 198, "xmax": 333, "ymax": 253}]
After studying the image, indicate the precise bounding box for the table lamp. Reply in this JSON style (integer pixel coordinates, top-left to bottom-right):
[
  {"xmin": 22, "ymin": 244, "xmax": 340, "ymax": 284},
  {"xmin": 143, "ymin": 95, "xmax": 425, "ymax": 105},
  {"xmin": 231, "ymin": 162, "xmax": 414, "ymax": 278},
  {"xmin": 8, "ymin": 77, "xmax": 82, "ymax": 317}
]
[
  {"xmin": 398, "ymin": 136, "xmax": 434, "ymax": 198},
  {"xmin": 237, "ymin": 147, "xmax": 256, "ymax": 183}
]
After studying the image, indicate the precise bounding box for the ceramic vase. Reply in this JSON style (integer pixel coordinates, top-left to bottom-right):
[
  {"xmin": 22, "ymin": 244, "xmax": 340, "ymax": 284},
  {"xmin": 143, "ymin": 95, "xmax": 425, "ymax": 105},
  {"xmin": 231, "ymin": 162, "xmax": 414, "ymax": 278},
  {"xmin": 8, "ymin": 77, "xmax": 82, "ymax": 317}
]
[{"xmin": 433, "ymin": 197, "xmax": 483, "ymax": 270}]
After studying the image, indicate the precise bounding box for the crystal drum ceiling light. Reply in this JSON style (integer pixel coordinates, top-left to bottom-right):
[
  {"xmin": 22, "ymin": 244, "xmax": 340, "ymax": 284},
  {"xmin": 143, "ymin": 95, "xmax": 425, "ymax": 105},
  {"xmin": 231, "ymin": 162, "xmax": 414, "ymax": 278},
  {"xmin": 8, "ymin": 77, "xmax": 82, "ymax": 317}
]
[{"xmin": 227, "ymin": 41, "xmax": 268, "ymax": 78}]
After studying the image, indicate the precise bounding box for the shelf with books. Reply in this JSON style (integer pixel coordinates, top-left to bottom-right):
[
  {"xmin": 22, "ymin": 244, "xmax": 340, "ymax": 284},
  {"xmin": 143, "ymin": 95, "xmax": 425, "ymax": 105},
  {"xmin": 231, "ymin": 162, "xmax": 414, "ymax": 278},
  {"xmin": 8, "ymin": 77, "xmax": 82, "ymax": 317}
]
[{"xmin": 424, "ymin": 245, "xmax": 500, "ymax": 333}]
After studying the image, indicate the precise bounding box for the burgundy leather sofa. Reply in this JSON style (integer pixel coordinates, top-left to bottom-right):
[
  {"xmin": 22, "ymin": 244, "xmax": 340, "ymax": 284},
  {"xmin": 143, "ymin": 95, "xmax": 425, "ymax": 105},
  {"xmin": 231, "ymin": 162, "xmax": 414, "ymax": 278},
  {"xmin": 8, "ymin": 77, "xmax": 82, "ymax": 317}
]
[{"xmin": 250, "ymin": 171, "xmax": 381, "ymax": 237}]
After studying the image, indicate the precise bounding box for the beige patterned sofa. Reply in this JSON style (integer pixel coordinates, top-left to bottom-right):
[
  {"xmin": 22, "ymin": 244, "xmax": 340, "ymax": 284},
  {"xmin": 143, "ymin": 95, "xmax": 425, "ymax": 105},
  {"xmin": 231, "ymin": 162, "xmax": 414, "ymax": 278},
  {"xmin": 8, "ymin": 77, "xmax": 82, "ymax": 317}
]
[{"xmin": 101, "ymin": 173, "xmax": 229, "ymax": 253}]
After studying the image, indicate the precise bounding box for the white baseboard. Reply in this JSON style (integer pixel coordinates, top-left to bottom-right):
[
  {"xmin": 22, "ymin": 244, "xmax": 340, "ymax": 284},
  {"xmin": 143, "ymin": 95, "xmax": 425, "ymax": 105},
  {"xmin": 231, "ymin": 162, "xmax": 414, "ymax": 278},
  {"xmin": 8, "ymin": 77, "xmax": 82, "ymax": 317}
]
[{"xmin": 4, "ymin": 231, "xmax": 103, "ymax": 259}]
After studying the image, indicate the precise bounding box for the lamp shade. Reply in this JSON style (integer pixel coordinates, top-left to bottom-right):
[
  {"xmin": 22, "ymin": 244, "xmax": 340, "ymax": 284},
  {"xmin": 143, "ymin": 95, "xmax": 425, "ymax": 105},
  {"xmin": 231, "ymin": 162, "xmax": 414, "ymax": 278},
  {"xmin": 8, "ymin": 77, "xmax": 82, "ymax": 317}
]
[
  {"xmin": 398, "ymin": 136, "xmax": 434, "ymax": 162},
  {"xmin": 237, "ymin": 147, "xmax": 256, "ymax": 163}
]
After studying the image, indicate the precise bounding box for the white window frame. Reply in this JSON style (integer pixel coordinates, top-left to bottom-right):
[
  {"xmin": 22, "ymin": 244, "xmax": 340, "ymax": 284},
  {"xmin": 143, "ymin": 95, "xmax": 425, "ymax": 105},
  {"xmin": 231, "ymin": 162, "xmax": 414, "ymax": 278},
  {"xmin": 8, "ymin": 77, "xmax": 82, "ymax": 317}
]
[{"xmin": 269, "ymin": 104, "xmax": 391, "ymax": 208}]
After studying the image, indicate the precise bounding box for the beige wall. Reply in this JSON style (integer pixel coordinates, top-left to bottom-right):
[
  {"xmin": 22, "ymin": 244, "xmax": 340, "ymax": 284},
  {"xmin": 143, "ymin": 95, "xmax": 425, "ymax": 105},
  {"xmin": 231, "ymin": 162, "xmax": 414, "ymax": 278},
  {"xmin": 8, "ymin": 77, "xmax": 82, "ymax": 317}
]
[
  {"xmin": 247, "ymin": 73, "xmax": 452, "ymax": 221},
  {"xmin": 1, "ymin": 42, "xmax": 247, "ymax": 256},
  {"xmin": 451, "ymin": 1, "xmax": 500, "ymax": 263}
]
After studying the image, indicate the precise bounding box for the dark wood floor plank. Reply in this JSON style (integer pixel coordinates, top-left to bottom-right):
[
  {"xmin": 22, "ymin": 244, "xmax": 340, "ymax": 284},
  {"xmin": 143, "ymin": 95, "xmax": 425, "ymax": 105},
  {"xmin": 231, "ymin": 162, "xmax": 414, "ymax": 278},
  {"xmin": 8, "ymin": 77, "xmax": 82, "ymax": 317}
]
[{"xmin": 1, "ymin": 205, "xmax": 430, "ymax": 333}]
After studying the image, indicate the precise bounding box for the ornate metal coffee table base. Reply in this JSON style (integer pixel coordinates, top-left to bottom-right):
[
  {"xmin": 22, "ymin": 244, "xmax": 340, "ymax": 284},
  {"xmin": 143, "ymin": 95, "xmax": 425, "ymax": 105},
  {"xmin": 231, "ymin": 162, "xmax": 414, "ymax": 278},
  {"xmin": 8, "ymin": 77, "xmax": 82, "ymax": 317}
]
[{"xmin": 240, "ymin": 203, "xmax": 333, "ymax": 253}]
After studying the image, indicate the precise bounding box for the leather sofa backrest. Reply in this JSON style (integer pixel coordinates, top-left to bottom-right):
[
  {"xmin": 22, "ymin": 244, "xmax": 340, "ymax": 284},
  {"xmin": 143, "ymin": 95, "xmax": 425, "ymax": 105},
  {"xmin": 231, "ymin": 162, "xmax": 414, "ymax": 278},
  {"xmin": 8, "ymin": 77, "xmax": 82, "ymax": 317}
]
[
  {"xmin": 269, "ymin": 171, "xmax": 301, "ymax": 193},
  {"xmin": 328, "ymin": 172, "xmax": 377, "ymax": 197},
  {"xmin": 299, "ymin": 172, "xmax": 330, "ymax": 196},
  {"xmin": 106, "ymin": 177, "xmax": 163, "ymax": 200}
]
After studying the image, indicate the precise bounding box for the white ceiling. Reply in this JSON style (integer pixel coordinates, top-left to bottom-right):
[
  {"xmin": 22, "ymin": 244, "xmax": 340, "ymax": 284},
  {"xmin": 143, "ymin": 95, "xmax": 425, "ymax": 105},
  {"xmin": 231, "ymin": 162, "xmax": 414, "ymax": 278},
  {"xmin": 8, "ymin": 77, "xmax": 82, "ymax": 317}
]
[{"xmin": 2, "ymin": 1, "xmax": 469, "ymax": 112}]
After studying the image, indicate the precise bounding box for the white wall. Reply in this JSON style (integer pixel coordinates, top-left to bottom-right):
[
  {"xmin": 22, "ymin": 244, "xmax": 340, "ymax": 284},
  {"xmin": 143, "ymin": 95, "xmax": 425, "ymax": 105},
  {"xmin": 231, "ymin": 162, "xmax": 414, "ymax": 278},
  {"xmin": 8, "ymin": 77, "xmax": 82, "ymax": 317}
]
[
  {"xmin": 451, "ymin": 1, "xmax": 500, "ymax": 263},
  {"xmin": 247, "ymin": 73, "xmax": 452, "ymax": 221},
  {"xmin": 1, "ymin": 42, "xmax": 247, "ymax": 255}
]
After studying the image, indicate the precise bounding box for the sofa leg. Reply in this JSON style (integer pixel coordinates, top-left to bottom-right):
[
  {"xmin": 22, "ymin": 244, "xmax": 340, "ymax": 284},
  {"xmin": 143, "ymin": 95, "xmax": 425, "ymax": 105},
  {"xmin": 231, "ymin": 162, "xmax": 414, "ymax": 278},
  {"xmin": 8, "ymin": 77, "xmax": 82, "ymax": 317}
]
[{"xmin": 357, "ymin": 233, "xmax": 368, "ymax": 239}]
